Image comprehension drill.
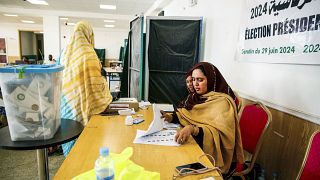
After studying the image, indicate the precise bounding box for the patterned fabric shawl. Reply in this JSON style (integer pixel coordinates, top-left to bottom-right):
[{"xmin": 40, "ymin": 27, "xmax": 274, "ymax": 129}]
[
  {"xmin": 61, "ymin": 21, "xmax": 112, "ymax": 125},
  {"xmin": 177, "ymin": 91, "xmax": 244, "ymax": 173}
]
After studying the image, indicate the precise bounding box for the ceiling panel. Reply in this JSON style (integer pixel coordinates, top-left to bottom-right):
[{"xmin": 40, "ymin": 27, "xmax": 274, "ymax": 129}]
[
  {"xmin": 0, "ymin": 0, "xmax": 158, "ymax": 29},
  {"xmin": 0, "ymin": 0, "xmax": 156, "ymax": 15}
]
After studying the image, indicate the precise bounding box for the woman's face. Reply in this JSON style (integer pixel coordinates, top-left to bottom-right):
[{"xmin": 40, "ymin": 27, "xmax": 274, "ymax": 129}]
[
  {"xmin": 192, "ymin": 68, "xmax": 208, "ymax": 95},
  {"xmin": 186, "ymin": 75, "xmax": 194, "ymax": 93}
]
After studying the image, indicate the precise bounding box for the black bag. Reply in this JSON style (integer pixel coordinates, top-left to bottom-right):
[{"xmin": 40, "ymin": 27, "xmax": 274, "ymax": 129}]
[
  {"xmin": 224, "ymin": 162, "xmax": 263, "ymax": 180},
  {"xmin": 245, "ymin": 163, "xmax": 262, "ymax": 180}
]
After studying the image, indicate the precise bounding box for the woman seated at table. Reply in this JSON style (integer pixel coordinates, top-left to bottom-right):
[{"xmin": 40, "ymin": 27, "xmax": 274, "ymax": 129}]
[
  {"xmin": 185, "ymin": 71, "xmax": 194, "ymax": 93},
  {"xmin": 162, "ymin": 62, "xmax": 244, "ymax": 174}
]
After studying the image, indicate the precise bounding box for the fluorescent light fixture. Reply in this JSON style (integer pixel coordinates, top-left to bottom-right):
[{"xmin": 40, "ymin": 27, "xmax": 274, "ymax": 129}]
[
  {"xmin": 104, "ymin": 19, "xmax": 115, "ymax": 23},
  {"xmin": 60, "ymin": 17, "xmax": 68, "ymax": 20},
  {"xmin": 100, "ymin": 4, "xmax": 116, "ymax": 10},
  {"xmin": 104, "ymin": 24, "xmax": 115, "ymax": 28},
  {"xmin": 67, "ymin": 22, "xmax": 76, "ymax": 26},
  {"xmin": 21, "ymin": 20, "xmax": 35, "ymax": 24},
  {"xmin": 27, "ymin": 0, "xmax": 49, "ymax": 5},
  {"xmin": 3, "ymin": 14, "xmax": 18, "ymax": 17}
]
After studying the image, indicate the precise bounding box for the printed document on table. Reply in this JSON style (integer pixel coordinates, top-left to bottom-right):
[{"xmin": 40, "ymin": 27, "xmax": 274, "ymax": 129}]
[
  {"xmin": 133, "ymin": 129, "xmax": 180, "ymax": 146},
  {"xmin": 136, "ymin": 104, "xmax": 164, "ymax": 138}
]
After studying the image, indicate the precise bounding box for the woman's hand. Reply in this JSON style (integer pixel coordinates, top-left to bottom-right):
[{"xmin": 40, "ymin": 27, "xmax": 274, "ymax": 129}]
[
  {"xmin": 175, "ymin": 125, "xmax": 194, "ymax": 144},
  {"xmin": 160, "ymin": 110, "xmax": 173, "ymax": 122}
]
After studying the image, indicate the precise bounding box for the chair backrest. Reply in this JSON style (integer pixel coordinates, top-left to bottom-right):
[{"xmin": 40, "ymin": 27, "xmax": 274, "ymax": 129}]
[
  {"xmin": 239, "ymin": 102, "xmax": 271, "ymax": 172},
  {"xmin": 297, "ymin": 130, "xmax": 320, "ymax": 180}
]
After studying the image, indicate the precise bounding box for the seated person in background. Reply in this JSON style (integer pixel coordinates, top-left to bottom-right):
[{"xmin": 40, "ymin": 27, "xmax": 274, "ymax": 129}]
[
  {"xmin": 49, "ymin": 54, "xmax": 56, "ymax": 62},
  {"xmin": 44, "ymin": 54, "xmax": 56, "ymax": 65},
  {"xmin": 22, "ymin": 56, "xmax": 29, "ymax": 64},
  {"xmin": 162, "ymin": 62, "xmax": 244, "ymax": 174},
  {"xmin": 186, "ymin": 72, "xmax": 194, "ymax": 93},
  {"xmin": 162, "ymin": 71, "xmax": 194, "ymax": 115}
]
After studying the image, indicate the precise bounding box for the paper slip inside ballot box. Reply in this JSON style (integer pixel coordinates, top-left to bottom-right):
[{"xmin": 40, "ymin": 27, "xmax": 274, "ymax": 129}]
[{"xmin": 136, "ymin": 104, "xmax": 164, "ymax": 138}]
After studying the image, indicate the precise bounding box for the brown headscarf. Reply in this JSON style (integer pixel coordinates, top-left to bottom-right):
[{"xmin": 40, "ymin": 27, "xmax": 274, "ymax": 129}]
[
  {"xmin": 185, "ymin": 70, "xmax": 194, "ymax": 93},
  {"xmin": 179, "ymin": 62, "xmax": 236, "ymax": 110}
]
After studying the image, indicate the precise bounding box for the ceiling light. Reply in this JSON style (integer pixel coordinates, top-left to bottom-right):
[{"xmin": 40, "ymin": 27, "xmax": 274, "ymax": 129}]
[
  {"xmin": 104, "ymin": 19, "xmax": 115, "ymax": 23},
  {"xmin": 3, "ymin": 14, "xmax": 18, "ymax": 17},
  {"xmin": 60, "ymin": 17, "xmax": 68, "ymax": 20},
  {"xmin": 27, "ymin": 0, "xmax": 49, "ymax": 5},
  {"xmin": 104, "ymin": 24, "xmax": 115, "ymax": 28},
  {"xmin": 100, "ymin": 4, "xmax": 116, "ymax": 10},
  {"xmin": 21, "ymin": 20, "xmax": 35, "ymax": 24}
]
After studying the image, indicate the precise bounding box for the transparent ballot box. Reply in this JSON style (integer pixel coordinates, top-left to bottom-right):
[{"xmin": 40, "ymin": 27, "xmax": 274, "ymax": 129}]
[{"xmin": 0, "ymin": 65, "xmax": 64, "ymax": 141}]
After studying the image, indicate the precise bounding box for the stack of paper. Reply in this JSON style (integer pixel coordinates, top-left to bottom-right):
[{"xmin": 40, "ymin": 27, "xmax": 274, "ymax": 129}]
[{"xmin": 133, "ymin": 104, "xmax": 179, "ymax": 146}]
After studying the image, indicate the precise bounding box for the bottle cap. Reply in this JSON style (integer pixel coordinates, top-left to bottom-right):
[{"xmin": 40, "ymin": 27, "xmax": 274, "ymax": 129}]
[{"xmin": 100, "ymin": 147, "xmax": 109, "ymax": 156}]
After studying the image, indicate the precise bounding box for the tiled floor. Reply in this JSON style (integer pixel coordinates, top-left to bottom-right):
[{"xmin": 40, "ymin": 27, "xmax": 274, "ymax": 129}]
[{"xmin": 0, "ymin": 149, "xmax": 64, "ymax": 180}]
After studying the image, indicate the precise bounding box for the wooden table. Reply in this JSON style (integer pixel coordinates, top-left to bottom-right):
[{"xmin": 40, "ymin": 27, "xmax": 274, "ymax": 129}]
[
  {"xmin": 103, "ymin": 67, "xmax": 123, "ymax": 74},
  {"xmin": 54, "ymin": 108, "xmax": 222, "ymax": 180}
]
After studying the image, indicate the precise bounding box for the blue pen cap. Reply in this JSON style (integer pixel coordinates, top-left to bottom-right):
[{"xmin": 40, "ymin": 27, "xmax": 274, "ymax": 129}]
[{"xmin": 100, "ymin": 147, "xmax": 109, "ymax": 156}]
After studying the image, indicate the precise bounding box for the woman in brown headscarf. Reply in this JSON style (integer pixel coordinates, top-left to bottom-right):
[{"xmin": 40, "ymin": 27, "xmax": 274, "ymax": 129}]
[
  {"xmin": 185, "ymin": 71, "xmax": 194, "ymax": 93},
  {"xmin": 164, "ymin": 62, "xmax": 244, "ymax": 174}
]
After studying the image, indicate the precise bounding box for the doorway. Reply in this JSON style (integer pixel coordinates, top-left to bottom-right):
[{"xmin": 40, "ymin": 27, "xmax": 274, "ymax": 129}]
[{"xmin": 19, "ymin": 30, "xmax": 44, "ymax": 64}]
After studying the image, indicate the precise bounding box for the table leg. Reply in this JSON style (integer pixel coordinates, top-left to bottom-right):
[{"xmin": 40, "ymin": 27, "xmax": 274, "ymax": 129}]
[{"xmin": 36, "ymin": 148, "xmax": 49, "ymax": 180}]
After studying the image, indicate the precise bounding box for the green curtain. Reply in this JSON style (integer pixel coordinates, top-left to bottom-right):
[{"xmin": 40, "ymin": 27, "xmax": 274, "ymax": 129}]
[
  {"xmin": 94, "ymin": 48, "xmax": 106, "ymax": 66},
  {"xmin": 120, "ymin": 38, "xmax": 129, "ymax": 97}
]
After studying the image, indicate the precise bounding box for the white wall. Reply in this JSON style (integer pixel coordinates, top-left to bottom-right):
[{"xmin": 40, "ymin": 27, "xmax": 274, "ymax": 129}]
[
  {"xmin": 43, "ymin": 16, "xmax": 61, "ymax": 60},
  {"xmin": 60, "ymin": 25, "xmax": 128, "ymax": 59},
  {"xmin": 0, "ymin": 23, "xmax": 42, "ymax": 58},
  {"xmin": 94, "ymin": 29, "xmax": 128, "ymax": 59},
  {"xmin": 0, "ymin": 22, "xmax": 128, "ymax": 61},
  {"xmin": 163, "ymin": 0, "xmax": 320, "ymax": 124}
]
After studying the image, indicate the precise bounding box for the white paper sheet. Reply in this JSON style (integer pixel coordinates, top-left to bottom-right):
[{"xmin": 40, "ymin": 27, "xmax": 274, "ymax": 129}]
[
  {"xmin": 164, "ymin": 121, "xmax": 180, "ymax": 129},
  {"xmin": 133, "ymin": 129, "xmax": 180, "ymax": 146},
  {"xmin": 136, "ymin": 104, "xmax": 164, "ymax": 138},
  {"xmin": 156, "ymin": 104, "xmax": 174, "ymax": 112},
  {"xmin": 139, "ymin": 101, "xmax": 151, "ymax": 108}
]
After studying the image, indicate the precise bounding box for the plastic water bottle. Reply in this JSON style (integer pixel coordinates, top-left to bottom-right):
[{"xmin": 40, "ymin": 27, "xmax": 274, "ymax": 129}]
[{"xmin": 95, "ymin": 147, "xmax": 115, "ymax": 180}]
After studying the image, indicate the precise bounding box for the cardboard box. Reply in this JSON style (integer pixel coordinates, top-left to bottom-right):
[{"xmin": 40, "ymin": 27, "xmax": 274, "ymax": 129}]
[{"xmin": 109, "ymin": 98, "xmax": 139, "ymax": 111}]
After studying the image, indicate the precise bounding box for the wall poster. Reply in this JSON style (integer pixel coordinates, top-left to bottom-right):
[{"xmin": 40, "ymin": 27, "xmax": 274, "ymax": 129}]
[
  {"xmin": 237, "ymin": 0, "xmax": 320, "ymax": 64},
  {"xmin": 0, "ymin": 38, "xmax": 7, "ymax": 63}
]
